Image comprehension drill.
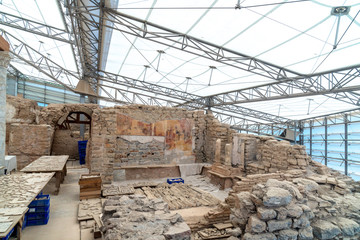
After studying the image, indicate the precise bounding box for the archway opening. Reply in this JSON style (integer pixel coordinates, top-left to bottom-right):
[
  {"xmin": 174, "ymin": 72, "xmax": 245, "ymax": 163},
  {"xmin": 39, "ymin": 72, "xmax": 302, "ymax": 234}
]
[{"xmin": 51, "ymin": 111, "xmax": 92, "ymax": 165}]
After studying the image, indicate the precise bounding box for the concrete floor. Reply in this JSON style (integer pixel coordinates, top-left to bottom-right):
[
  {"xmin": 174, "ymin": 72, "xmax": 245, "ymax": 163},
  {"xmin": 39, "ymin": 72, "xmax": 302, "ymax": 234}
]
[
  {"xmin": 21, "ymin": 162, "xmax": 228, "ymax": 240},
  {"xmin": 22, "ymin": 162, "xmax": 88, "ymax": 240}
]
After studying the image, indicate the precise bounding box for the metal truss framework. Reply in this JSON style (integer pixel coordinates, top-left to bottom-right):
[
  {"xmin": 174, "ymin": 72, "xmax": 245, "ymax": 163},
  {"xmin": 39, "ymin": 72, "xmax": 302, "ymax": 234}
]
[
  {"xmin": 1, "ymin": 29, "xmax": 297, "ymax": 132},
  {"xmin": 65, "ymin": 6, "xmax": 360, "ymax": 108},
  {"xmin": 179, "ymin": 66, "xmax": 360, "ymax": 108},
  {"xmin": 81, "ymin": 6, "xmax": 304, "ymax": 81},
  {"xmin": 0, "ymin": 9, "xmax": 81, "ymax": 74},
  {"xmin": 0, "ymin": 11, "xmax": 72, "ymax": 44},
  {"xmin": 1, "ymin": 3, "xmax": 360, "ymax": 138}
]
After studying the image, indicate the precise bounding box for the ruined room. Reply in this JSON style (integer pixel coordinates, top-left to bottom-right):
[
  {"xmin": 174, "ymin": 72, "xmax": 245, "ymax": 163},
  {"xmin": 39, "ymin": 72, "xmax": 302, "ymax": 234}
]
[{"xmin": 1, "ymin": 1, "xmax": 360, "ymax": 240}]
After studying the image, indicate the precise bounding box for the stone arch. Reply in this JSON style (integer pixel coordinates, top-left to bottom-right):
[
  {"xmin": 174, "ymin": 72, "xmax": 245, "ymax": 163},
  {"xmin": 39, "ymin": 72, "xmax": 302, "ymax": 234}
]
[{"xmin": 51, "ymin": 105, "xmax": 94, "ymax": 163}]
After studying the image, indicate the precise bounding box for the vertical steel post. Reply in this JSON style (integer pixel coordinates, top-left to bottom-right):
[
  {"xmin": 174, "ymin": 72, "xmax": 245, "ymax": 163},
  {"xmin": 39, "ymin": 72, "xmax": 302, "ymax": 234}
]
[
  {"xmin": 324, "ymin": 117, "xmax": 328, "ymax": 166},
  {"xmin": 309, "ymin": 120, "xmax": 313, "ymax": 157},
  {"xmin": 344, "ymin": 114, "xmax": 348, "ymax": 175}
]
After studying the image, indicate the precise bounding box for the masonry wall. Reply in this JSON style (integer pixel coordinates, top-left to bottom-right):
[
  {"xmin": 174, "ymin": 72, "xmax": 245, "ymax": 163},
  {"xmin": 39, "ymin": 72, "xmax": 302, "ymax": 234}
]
[
  {"xmin": 51, "ymin": 129, "xmax": 90, "ymax": 159},
  {"xmin": 8, "ymin": 123, "xmax": 54, "ymax": 169},
  {"xmin": 204, "ymin": 111, "xmax": 236, "ymax": 163},
  {"xmin": 89, "ymin": 105, "xmax": 207, "ymax": 183}
]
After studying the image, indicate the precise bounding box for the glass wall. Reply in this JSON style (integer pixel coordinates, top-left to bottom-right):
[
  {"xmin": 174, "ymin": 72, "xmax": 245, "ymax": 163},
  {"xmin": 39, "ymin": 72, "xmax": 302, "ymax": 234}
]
[
  {"xmin": 6, "ymin": 70, "xmax": 84, "ymax": 105},
  {"xmin": 302, "ymin": 111, "xmax": 360, "ymax": 180}
]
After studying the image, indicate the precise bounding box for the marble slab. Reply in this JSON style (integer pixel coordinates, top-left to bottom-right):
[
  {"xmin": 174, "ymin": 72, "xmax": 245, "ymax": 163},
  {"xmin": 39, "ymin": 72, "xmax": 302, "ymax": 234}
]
[{"xmin": 21, "ymin": 155, "xmax": 69, "ymax": 172}]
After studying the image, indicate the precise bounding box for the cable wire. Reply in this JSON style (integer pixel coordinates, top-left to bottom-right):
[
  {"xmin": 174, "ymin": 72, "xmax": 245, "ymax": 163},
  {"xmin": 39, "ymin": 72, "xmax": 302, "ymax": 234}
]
[{"xmin": 114, "ymin": 0, "xmax": 311, "ymax": 10}]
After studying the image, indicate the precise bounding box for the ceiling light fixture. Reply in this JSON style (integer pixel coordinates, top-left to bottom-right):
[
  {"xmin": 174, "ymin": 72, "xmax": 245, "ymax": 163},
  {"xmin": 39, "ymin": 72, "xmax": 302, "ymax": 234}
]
[
  {"xmin": 208, "ymin": 66, "xmax": 217, "ymax": 86},
  {"xmin": 331, "ymin": 6, "xmax": 351, "ymax": 49}
]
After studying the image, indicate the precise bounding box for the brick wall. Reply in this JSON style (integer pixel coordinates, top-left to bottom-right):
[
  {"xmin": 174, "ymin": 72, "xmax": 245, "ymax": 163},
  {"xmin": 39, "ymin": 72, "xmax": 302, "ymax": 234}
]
[
  {"xmin": 115, "ymin": 136, "xmax": 165, "ymax": 166},
  {"xmin": 51, "ymin": 129, "xmax": 90, "ymax": 159},
  {"xmin": 8, "ymin": 123, "xmax": 54, "ymax": 169}
]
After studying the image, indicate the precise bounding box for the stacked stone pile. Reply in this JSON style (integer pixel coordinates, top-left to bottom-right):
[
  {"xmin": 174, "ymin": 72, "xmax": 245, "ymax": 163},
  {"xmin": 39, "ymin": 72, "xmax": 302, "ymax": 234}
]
[
  {"xmin": 228, "ymin": 177, "xmax": 360, "ymax": 240},
  {"xmin": 248, "ymin": 138, "xmax": 310, "ymax": 174},
  {"xmin": 227, "ymin": 170, "xmax": 305, "ymax": 206},
  {"xmin": 204, "ymin": 202, "xmax": 232, "ymax": 225},
  {"xmin": 101, "ymin": 195, "xmax": 191, "ymax": 240},
  {"xmin": 233, "ymin": 179, "xmax": 314, "ymax": 240}
]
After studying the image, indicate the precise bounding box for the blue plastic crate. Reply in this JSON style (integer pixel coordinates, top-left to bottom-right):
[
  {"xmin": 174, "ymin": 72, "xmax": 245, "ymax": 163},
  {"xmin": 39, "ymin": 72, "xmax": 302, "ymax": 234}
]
[
  {"xmin": 0, "ymin": 227, "xmax": 14, "ymax": 240},
  {"xmin": 22, "ymin": 214, "xmax": 27, "ymax": 230},
  {"xmin": 28, "ymin": 204, "xmax": 50, "ymax": 214},
  {"xmin": 78, "ymin": 140, "xmax": 88, "ymax": 150},
  {"xmin": 26, "ymin": 214, "xmax": 49, "ymax": 226},
  {"xmin": 26, "ymin": 210, "xmax": 49, "ymax": 221},
  {"xmin": 167, "ymin": 178, "xmax": 184, "ymax": 184},
  {"xmin": 29, "ymin": 194, "xmax": 50, "ymax": 208},
  {"xmin": 78, "ymin": 140, "xmax": 88, "ymax": 165}
]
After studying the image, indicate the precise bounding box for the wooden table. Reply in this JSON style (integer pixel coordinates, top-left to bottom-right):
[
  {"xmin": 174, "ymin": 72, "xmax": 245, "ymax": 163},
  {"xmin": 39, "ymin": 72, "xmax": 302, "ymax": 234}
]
[
  {"xmin": 0, "ymin": 172, "xmax": 54, "ymax": 239},
  {"xmin": 21, "ymin": 155, "xmax": 69, "ymax": 194}
]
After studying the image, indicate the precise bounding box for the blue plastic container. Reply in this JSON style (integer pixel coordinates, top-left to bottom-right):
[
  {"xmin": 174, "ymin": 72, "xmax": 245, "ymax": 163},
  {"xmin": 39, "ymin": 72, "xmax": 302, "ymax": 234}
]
[
  {"xmin": 0, "ymin": 227, "xmax": 14, "ymax": 240},
  {"xmin": 167, "ymin": 178, "xmax": 184, "ymax": 184},
  {"xmin": 28, "ymin": 205, "xmax": 50, "ymax": 214},
  {"xmin": 29, "ymin": 194, "xmax": 50, "ymax": 208},
  {"xmin": 26, "ymin": 214, "xmax": 50, "ymax": 226},
  {"xmin": 78, "ymin": 140, "xmax": 88, "ymax": 165},
  {"xmin": 26, "ymin": 209, "xmax": 50, "ymax": 221}
]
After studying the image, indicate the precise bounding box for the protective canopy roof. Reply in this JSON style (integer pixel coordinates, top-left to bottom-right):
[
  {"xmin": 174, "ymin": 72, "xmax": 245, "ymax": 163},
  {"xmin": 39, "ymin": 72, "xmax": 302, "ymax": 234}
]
[{"xmin": 2, "ymin": 0, "xmax": 360, "ymax": 122}]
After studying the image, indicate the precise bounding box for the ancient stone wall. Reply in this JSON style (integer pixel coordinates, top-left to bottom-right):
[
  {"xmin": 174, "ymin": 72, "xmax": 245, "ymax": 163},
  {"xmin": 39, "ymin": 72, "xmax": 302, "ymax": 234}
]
[
  {"xmin": 227, "ymin": 133, "xmax": 311, "ymax": 174},
  {"xmin": 89, "ymin": 105, "xmax": 208, "ymax": 182},
  {"xmin": 8, "ymin": 123, "xmax": 54, "ymax": 169},
  {"xmin": 5, "ymin": 95, "xmax": 40, "ymax": 154},
  {"xmin": 204, "ymin": 111, "xmax": 236, "ymax": 163},
  {"xmin": 38, "ymin": 103, "xmax": 97, "ymax": 127},
  {"xmin": 51, "ymin": 129, "xmax": 90, "ymax": 159},
  {"xmin": 6, "ymin": 95, "xmax": 40, "ymax": 124}
]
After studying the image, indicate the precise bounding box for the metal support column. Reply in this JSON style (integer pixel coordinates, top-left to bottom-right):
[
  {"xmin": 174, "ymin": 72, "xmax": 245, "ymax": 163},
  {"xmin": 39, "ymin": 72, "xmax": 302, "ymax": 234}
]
[
  {"xmin": 309, "ymin": 120, "xmax": 313, "ymax": 157},
  {"xmin": 0, "ymin": 51, "xmax": 11, "ymax": 174},
  {"xmin": 344, "ymin": 114, "xmax": 348, "ymax": 175},
  {"xmin": 294, "ymin": 121, "xmax": 297, "ymax": 144},
  {"xmin": 324, "ymin": 117, "xmax": 328, "ymax": 166}
]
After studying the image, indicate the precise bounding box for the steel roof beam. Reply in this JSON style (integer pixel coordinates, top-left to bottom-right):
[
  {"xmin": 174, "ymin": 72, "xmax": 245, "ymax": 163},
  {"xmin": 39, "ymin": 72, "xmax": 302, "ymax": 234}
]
[
  {"xmin": 76, "ymin": 8, "xmax": 305, "ymax": 82},
  {"xmin": 69, "ymin": 8, "xmax": 360, "ymax": 108},
  {"xmin": 0, "ymin": 11, "xmax": 73, "ymax": 44},
  {"xmin": 179, "ymin": 65, "xmax": 360, "ymax": 108},
  {"xmin": 2, "ymin": 29, "xmax": 295, "ymax": 134}
]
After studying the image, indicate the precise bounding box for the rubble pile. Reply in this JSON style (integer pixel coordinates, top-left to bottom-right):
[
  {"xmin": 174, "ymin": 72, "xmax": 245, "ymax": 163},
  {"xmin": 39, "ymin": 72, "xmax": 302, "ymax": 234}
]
[
  {"xmin": 101, "ymin": 195, "xmax": 191, "ymax": 240},
  {"xmin": 228, "ymin": 175, "xmax": 360, "ymax": 240}
]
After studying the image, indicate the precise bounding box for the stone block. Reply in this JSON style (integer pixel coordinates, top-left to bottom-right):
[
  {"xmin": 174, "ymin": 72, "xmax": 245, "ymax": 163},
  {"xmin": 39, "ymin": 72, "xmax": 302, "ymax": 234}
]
[
  {"xmin": 286, "ymin": 204, "xmax": 303, "ymax": 218},
  {"xmin": 246, "ymin": 215, "xmax": 266, "ymax": 233},
  {"xmin": 298, "ymin": 226, "xmax": 313, "ymax": 240},
  {"xmin": 267, "ymin": 218, "xmax": 292, "ymax": 232},
  {"xmin": 293, "ymin": 215, "xmax": 310, "ymax": 229},
  {"xmin": 257, "ymin": 207, "xmax": 276, "ymax": 221},
  {"xmin": 163, "ymin": 222, "xmax": 191, "ymax": 240},
  {"xmin": 312, "ymin": 220, "xmax": 341, "ymax": 240},
  {"xmin": 278, "ymin": 229, "xmax": 298, "ymax": 240},
  {"xmin": 242, "ymin": 232, "xmax": 277, "ymax": 240},
  {"xmin": 263, "ymin": 187, "xmax": 292, "ymax": 207},
  {"xmin": 336, "ymin": 217, "xmax": 360, "ymax": 237}
]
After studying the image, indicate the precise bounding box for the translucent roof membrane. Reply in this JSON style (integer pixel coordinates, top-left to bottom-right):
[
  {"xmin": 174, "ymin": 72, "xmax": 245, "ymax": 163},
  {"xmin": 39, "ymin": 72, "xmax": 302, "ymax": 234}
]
[
  {"xmin": 1, "ymin": 0, "xmax": 79, "ymax": 87},
  {"xmin": 1, "ymin": 0, "xmax": 360, "ymax": 122}
]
